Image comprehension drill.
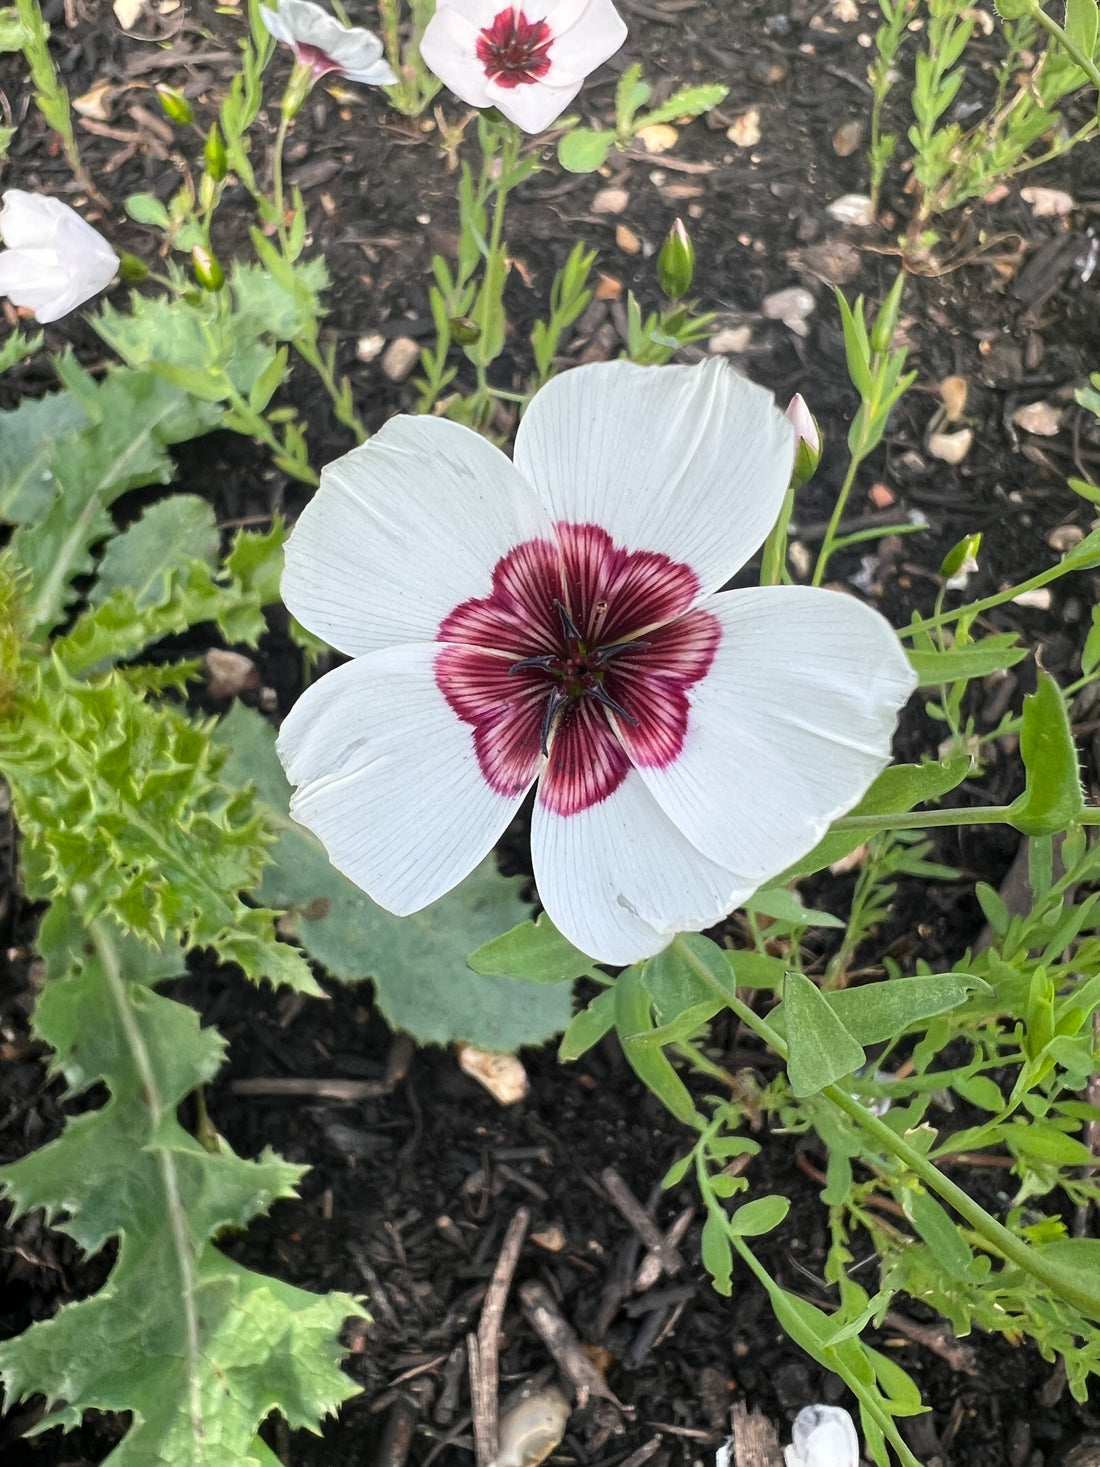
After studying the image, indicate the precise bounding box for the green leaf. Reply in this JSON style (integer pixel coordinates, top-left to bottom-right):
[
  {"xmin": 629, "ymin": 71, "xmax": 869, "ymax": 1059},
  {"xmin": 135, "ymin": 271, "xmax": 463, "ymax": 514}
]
[
  {"xmin": 701, "ymin": 1208, "xmax": 733, "ymax": 1294},
  {"xmin": 784, "ymin": 972, "xmax": 865, "ymax": 1097},
  {"xmin": 90, "ymin": 495, "xmax": 219, "ymax": 607},
  {"xmin": 0, "ymin": 6, "xmax": 28, "ymax": 48},
  {"xmin": 1066, "ymin": 0, "xmax": 1098, "ymax": 61},
  {"xmin": 728, "ymin": 1194, "xmax": 790, "ymax": 1236},
  {"xmin": 214, "ymin": 704, "xmax": 571, "ymax": 1051},
  {"xmin": 0, "ymin": 386, "xmax": 89, "ymax": 525},
  {"xmin": 557, "ymin": 128, "xmax": 617, "ymax": 173},
  {"xmin": 635, "ymin": 83, "xmax": 728, "ymax": 127},
  {"xmin": 897, "ymin": 1188, "xmax": 974, "ymax": 1281},
  {"xmin": 124, "ymin": 192, "xmax": 173, "ymax": 229},
  {"xmin": 823, "ymin": 972, "xmax": 989, "ymax": 1045},
  {"xmin": 744, "ymin": 886, "xmax": 845, "ymax": 929},
  {"xmin": 1007, "ymin": 672, "xmax": 1084, "ymax": 836},
  {"xmin": 0, "ymin": 326, "xmax": 43, "ymax": 374},
  {"xmin": 469, "ymin": 914, "xmax": 595, "ymax": 983},
  {"xmin": 614, "ymin": 963, "xmax": 704, "ymax": 1129},
  {"xmin": 775, "ymin": 756, "xmax": 971, "ymax": 884},
  {"xmin": 559, "ymin": 984, "xmax": 617, "ymax": 1062},
  {"xmin": 907, "ymin": 635, "xmax": 1027, "ymax": 685}
]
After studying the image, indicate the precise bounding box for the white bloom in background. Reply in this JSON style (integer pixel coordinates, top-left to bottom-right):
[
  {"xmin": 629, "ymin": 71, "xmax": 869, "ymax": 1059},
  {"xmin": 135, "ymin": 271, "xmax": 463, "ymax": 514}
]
[
  {"xmin": 260, "ymin": 0, "xmax": 397, "ymax": 85},
  {"xmin": 420, "ymin": 0, "xmax": 628, "ymax": 133},
  {"xmin": 784, "ymin": 1405, "xmax": 860, "ymax": 1467},
  {"xmin": 278, "ymin": 358, "xmax": 916, "ymax": 964},
  {"xmin": 0, "ymin": 190, "xmax": 118, "ymax": 324}
]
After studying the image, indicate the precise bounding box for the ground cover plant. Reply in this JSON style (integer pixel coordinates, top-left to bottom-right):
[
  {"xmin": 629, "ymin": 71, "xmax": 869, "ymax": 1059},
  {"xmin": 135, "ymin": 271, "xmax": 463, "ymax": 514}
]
[{"xmin": 3, "ymin": 1, "xmax": 1100, "ymax": 1465}]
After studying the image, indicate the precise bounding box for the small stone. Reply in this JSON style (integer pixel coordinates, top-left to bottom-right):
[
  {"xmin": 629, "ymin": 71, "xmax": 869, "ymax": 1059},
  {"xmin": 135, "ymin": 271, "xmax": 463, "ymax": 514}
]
[
  {"xmin": 727, "ymin": 108, "xmax": 762, "ymax": 148},
  {"xmin": 1012, "ymin": 587, "xmax": 1053, "ymax": 610},
  {"xmin": 709, "ymin": 324, "xmax": 753, "ymax": 354},
  {"xmin": 615, "ymin": 222, "xmax": 642, "ymax": 255},
  {"xmin": 826, "ymin": 192, "xmax": 875, "ymax": 226},
  {"xmin": 1021, "ymin": 185, "xmax": 1075, "ymax": 217},
  {"xmin": 592, "ymin": 186, "xmax": 629, "ymax": 214},
  {"xmin": 1013, "ymin": 400, "xmax": 1063, "ymax": 436},
  {"xmin": 635, "ymin": 123, "xmax": 679, "ymax": 154},
  {"xmin": 832, "ymin": 119, "xmax": 862, "ymax": 157},
  {"xmin": 204, "ymin": 649, "xmax": 259, "ymax": 698},
  {"xmin": 787, "ymin": 540, "xmax": 812, "ymax": 579},
  {"xmin": 380, "ymin": 336, "xmax": 420, "ymax": 382},
  {"xmin": 456, "ymin": 1045, "xmax": 529, "ymax": 1105},
  {"xmin": 1048, "ymin": 524, "xmax": 1084, "ymax": 552},
  {"xmin": 939, "ymin": 374, "xmax": 969, "ymax": 422},
  {"xmin": 868, "ymin": 482, "xmax": 896, "ymax": 508},
  {"xmin": 752, "ymin": 56, "xmax": 788, "ymax": 84},
  {"xmin": 762, "ymin": 286, "xmax": 815, "ymax": 336},
  {"xmin": 113, "ymin": 0, "xmax": 144, "ymax": 26},
  {"xmin": 530, "ymin": 1224, "xmax": 568, "ymax": 1252},
  {"xmin": 928, "ymin": 427, "xmax": 973, "ymax": 465},
  {"xmin": 356, "ymin": 332, "xmax": 386, "ymax": 363},
  {"xmin": 493, "ymin": 1388, "xmax": 571, "ymax": 1467},
  {"xmin": 73, "ymin": 82, "xmax": 114, "ymax": 120},
  {"xmin": 594, "ymin": 273, "xmax": 622, "ymax": 300}
]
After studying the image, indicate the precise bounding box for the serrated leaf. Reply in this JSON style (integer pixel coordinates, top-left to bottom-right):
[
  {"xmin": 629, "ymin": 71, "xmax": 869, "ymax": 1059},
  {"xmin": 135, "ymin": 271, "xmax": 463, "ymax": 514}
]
[
  {"xmin": 214, "ymin": 703, "xmax": 572, "ymax": 1050},
  {"xmin": 91, "ymin": 495, "xmax": 220, "ymax": 607},
  {"xmin": 635, "ymin": 83, "xmax": 728, "ymax": 127}
]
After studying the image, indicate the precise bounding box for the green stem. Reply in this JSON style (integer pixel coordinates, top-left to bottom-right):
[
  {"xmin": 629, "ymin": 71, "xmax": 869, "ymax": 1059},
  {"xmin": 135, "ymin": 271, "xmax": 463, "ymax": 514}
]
[
  {"xmin": 89, "ymin": 919, "xmax": 205, "ymax": 1438},
  {"xmin": 901, "ymin": 556, "xmax": 1085, "ymax": 638},
  {"xmin": 1025, "ymin": 2, "xmax": 1100, "ymax": 93},
  {"xmin": 811, "ymin": 452, "xmax": 863, "ymax": 587},
  {"xmin": 671, "ymin": 936, "xmax": 1100, "ymax": 1322},
  {"xmin": 271, "ymin": 108, "xmax": 292, "ymax": 251}
]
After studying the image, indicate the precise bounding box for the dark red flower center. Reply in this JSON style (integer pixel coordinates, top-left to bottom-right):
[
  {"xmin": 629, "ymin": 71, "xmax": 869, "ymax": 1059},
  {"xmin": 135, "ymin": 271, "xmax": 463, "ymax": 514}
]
[
  {"xmin": 476, "ymin": 7, "xmax": 553, "ymax": 89},
  {"xmin": 295, "ymin": 41, "xmax": 343, "ymax": 79},
  {"xmin": 434, "ymin": 523, "xmax": 720, "ymax": 818}
]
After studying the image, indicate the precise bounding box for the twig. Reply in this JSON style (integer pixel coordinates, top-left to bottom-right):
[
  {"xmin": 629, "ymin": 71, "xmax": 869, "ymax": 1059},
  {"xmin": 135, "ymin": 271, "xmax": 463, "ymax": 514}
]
[
  {"xmin": 881, "ymin": 1312, "xmax": 980, "ymax": 1376},
  {"xmin": 471, "ymin": 1207, "xmax": 530, "ymax": 1467},
  {"xmin": 601, "ymin": 1168, "xmax": 684, "ymax": 1275},
  {"xmin": 518, "ymin": 1280, "xmax": 626, "ymax": 1410},
  {"xmin": 635, "ymin": 1206, "xmax": 694, "ymax": 1291}
]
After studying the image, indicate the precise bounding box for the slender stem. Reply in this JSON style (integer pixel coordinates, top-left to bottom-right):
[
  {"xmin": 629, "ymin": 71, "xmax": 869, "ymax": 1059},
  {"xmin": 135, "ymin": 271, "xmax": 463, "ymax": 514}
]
[
  {"xmin": 901, "ymin": 555, "xmax": 1085, "ymax": 638},
  {"xmin": 272, "ymin": 109, "xmax": 292, "ymax": 251},
  {"xmin": 812, "ymin": 452, "xmax": 863, "ymax": 587},
  {"xmin": 829, "ymin": 805, "xmax": 1100, "ymax": 832},
  {"xmin": 89, "ymin": 919, "xmax": 206, "ymax": 1439},
  {"xmin": 1026, "ymin": 2, "xmax": 1100, "ymax": 93}
]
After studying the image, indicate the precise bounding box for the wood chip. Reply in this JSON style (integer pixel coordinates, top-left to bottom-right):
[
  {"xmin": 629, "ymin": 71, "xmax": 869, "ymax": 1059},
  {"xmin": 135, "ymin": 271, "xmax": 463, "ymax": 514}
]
[
  {"xmin": 709, "ymin": 324, "xmax": 752, "ymax": 354},
  {"xmin": 1013, "ymin": 400, "xmax": 1063, "ymax": 436},
  {"xmin": 939, "ymin": 374, "xmax": 968, "ymax": 422},
  {"xmin": 592, "ymin": 186, "xmax": 629, "ymax": 215},
  {"xmin": 928, "ymin": 427, "xmax": 973, "ymax": 465},
  {"xmin": 113, "ymin": 0, "xmax": 144, "ymax": 26},
  {"xmin": 635, "ymin": 123, "xmax": 678, "ymax": 154},
  {"xmin": 615, "ymin": 223, "xmax": 642, "ymax": 255},
  {"xmin": 1021, "ymin": 186, "xmax": 1075, "ymax": 218},
  {"xmin": 518, "ymin": 1281, "xmax": 625, "ymax": 1410},
  {"xmin": 594, "ymin": 273, "xmax": 622, "ymax": 300},
  {"xmin": 726, "ymin": 109, "xmax": 761, "ymax": 148},
  {"xmin": 457, "ymin": 1046, "xmax": 529, "ymax": 1106},
  {"xmin": 73, "ymin": 82, "xmax": 114, "ymax": 120}
]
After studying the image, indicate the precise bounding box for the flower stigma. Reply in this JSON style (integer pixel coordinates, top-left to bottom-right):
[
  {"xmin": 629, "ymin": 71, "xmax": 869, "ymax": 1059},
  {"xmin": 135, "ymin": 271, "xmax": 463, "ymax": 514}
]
[{"xmin": 476, "ymin": 8, "xmax": 553, "ymax": 88}]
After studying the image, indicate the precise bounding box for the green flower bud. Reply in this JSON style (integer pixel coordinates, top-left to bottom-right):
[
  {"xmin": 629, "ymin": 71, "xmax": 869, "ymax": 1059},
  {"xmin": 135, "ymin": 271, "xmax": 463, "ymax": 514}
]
[
  {"xmin": 204, "ymin": 122, "xmax": 228, "ymax": 183},
  {"xmin": 449, "ymin": 316, "xmax": 481, "ymax": 346},
  {"xmin": 657, "ymin": 217, "xmax": 695, "ymax": 301},
  {"xmin": 940, "ymin": 532, "xmax": 982, "ymax": 583},
  {"xmin": 191, "ymin": 245, "xmax": 225, "ymax": 292},
  {"xmin": 871, "ymin": 272, "xmax": 906, "ymax": 354},
  {"xmin": 156, "ymin": 84, "xmax": 194, "ymax": 126},
  {"xmin": 117, "ymin": 251, "xmax": 150, "ymax": 282},
  {"xmin": 282, "ymin": 61, "xmax": 313, "ymax": 120},
  {"xmin": 785, "ymin": 394, "xmax": 823, "ymax": 490}
]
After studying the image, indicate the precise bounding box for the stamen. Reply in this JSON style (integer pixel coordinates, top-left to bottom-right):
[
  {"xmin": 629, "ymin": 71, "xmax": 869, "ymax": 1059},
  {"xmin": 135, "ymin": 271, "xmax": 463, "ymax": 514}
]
[
  {"xmin": 587, "ymin": 682, "xmax": 640, "ymax": 727},
  {"xmin": 553, "ymin": 597, "xmax": 583, "ymax": 643},
  {"xmin": 509, "ymin": 652, "xmax": 557, "ymax": 675},
  {"xmin": 591, "ymin": 638, "xmax": 650, "ymax": 667},
  {"xmin": 539, "ymin": 686, "xmax": 569, "ymax": 755}
]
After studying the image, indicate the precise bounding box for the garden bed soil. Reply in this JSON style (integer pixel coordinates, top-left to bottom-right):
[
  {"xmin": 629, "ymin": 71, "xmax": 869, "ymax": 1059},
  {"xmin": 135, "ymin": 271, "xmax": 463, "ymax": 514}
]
[{"xmin": 4, "ymin": 0, "xmax": 1100, "ymax": 1464}]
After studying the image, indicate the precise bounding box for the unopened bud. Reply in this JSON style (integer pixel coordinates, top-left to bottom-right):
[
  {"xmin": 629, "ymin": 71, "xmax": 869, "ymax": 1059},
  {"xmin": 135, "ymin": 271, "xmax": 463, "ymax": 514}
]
[
  {"xmin": 871, "ymin": 272, "xmax": 906, "ymax": 354},
  {"xmin": 204, "ymin": 122, "xmax": 227, "ymax": 182},
  {"xmin": 940, "ymin": 531, "xmax": 982, "ymax": 585},
  {"xmin": 191, "ymin": 245, "xmax": 225, "ymax": 292},
  {"xmin": 657, "ymin": 218, "xmax": 695, "ymax": 300},
  {"xmin": 282, "ymin": 61, "xmax": 313, "ymax": 120},
  {"xmin": 785, "ymin": 393, "xmax": 823, "ymax": 489},
  {"xmin": 156, "ymin": 84, "xmax": 194, "ymax": 126},
  {"xmin": 117, "ymin": 251, "xmax": 149, "ymax": 282},
  {"xmin": 449, "ymin": 316, "xmax": 481, "ymax": 346}
]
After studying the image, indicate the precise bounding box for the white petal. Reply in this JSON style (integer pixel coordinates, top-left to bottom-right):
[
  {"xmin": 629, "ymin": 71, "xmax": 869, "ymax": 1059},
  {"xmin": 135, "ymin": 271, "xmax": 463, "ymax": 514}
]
[
  {"xmin": 514, "ymin": 358, "xmax": 795, "ymax": 596},
  {"xmin": 341, "ymin": 52, "xmax": 398, "ymax": 85},
  {"xmin": 635, "ymin": 586, "xmax": 917, "ymax": 881},
  {"xmin": 0, "ymin": 189, "xmax": 67, "ymax": 248},
  {"xmin": 785, "ymin": 1406, "xmax": 859, "ymax": 1467},
  {"xmin": 541, "ymin": 0, "xmax": 627, "ymax": 83},
  {"xmin": 531, "ymin": 768, "xmax": 743, "ymax": 964},
  {"xmin": 487, "ymin": 75, "xmax": 582, "ymax": 132},
  {"xmin": 259, "ymin": 1, "xmax": 295, "ymax": 43},
  {"xmin": 419, "ymin": 5, "xmax": 494, "ymax": 108},
  {"xmin": 277, "ymin": 644, "xmax": 527, "ymax": 913},
  {"xmin": 282, "ymin": 413, "xmax": 553, "ymax": 656}
]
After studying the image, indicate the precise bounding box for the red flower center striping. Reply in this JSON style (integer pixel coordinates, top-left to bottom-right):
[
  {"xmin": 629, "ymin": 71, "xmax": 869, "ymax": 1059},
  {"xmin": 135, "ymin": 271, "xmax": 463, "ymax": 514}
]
[
  {"xmin": 476, "ymin": 7, "xmax": 553, "ymax": 88},
  {"xmin": 434, "ymin": 523, "xmax": 721, "ymax": 818}
]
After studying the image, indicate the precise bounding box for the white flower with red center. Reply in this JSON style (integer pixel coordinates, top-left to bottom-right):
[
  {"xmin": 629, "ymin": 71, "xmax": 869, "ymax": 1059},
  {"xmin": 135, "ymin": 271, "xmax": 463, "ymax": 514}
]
[
  {"xmin": 419, "ymin": 0, "xmax": 628, "ymax": 133},
  {"xmin": 0, "ymin": 190, "xmax": 118, "ymax": 324},
  {"xmin": 260, "ymin": 0, "xmax": 397, "ymax": 86},
  {"xmin": 277, "ymin": 359, "xmax": 916, "ymax": 964}
]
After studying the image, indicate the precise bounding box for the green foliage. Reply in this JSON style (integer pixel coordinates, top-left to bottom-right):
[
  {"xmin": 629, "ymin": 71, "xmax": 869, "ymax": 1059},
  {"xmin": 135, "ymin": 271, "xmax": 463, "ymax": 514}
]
[
  {"xmin": 0, "ymin": 905, "xmax": 362, "ymax": 1465},
  {"xmin": 1008, "ymin": 672, "xmax": 1085, "ymax": 836},
  {"xmin": 215, "ymin": 704, "xmax": 574, "ymax": 1050},
  {"xmin": 558, "ymin": 64, "xmax": 727, "ymax": 173}
]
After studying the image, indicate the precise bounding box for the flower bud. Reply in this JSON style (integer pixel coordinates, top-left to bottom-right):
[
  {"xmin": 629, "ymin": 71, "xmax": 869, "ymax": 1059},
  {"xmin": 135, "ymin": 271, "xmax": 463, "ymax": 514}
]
[
  {"xmin": 657, "ymin": 218, "xmax": 695, "ymax": 300},
  {"xmin": 871, "ymin": 272, "xmax": 905, "ymax": 354},
  {"xmin": 940, "ymin": 531, "xmax": 981, "ymax": 585},
  {"xmin": 785, "ymin": 393, "xmax": 823, "ymax": 489},
  {"xmin": 204, "ymin": 122, "xmax": 228, "ymax": 182},
  {"xmin": 156, "ymin": 84, "xmax": 194, "ymax": 126},
  {"xmin": 282, "ymin": 60, "xmax": 313, "ymax": 120},
  {"xmin": 191, "ymin": 244, "xmax": 225, "ymax": 292},
  {"xmin": 117, "ymin": 251, "xmax": 149, "ymax": 282},
  {"xmin": 448, "ymin": 316, "xmax": 481, "ymax": 346}
]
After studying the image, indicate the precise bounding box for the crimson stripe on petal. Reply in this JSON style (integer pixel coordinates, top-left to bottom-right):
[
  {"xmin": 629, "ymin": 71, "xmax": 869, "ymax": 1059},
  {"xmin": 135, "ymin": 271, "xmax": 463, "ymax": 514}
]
[
  {"xmin": 438, "ymin": 534, "xmax": 563, "ymax": 657},
  {"xmin": 604, "ymin": 609, "xmax": 721, "ymax": 768},
  {"xmin": 556, "ymin": 522, "xmax": 700, "ymax": 643},
  {"xmin": 434, "ymin": 643, "xmax": 544, "ymax": 797},
  {"xmin": 538, "ymin": 697, "xmax": 630, "ymax": 817}
]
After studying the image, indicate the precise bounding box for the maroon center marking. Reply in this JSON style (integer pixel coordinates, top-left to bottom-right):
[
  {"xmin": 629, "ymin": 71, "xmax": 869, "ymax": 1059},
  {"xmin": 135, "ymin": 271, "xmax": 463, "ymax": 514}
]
[
  {"xmin": 295, "ymin": 41, "xmax": 344, "ymax": 79},
  {"xmin": 476, "ymin": 7, "xmax": 553, "ymax": 89},
  {"xmin": 434, "ymin": 523, "xmax": 720, "ymax": 818}
]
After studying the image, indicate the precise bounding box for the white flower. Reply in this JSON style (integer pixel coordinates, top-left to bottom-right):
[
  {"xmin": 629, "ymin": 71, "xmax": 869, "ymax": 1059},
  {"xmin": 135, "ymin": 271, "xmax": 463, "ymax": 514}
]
[
  {"xmin": 420, "ymin": 0, "xmax": 627, "ymax": 133},
  {"xmin": 0, "ymin": 190, "xmax": 118, "ymax": 324},
  {"xmin": 784, "ymin": 1405, "xmax": 860, "ymax": 1467},
  {"xmin": 260, "ymin": 0, "xmax": 397, "ymax": 85},
  {"xmin": 785, "ymin": 393, "xmax": 820, "ymax": 455},
  {"xmin": 277, "ymin": 359, "xmax": 916, "ymax": 965}
]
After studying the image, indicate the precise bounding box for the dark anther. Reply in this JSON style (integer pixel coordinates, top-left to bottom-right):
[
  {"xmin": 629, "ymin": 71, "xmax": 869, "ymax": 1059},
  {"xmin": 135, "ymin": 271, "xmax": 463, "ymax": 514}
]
[
  {"xmin": 587, "ymin": 682, "xmax": 639, "ymax": 727},
  {"xmin": 553, "ymin": 598, "xmax": 583, "ymax": 643},
  {"xmin": 592, "ymin": 638, "xmax": 649, "ymax": 667},
  {"xmin": 509, "ymin": 652, "xmax": 557, "ymax": 675},
  {"xmin": 539, "ymin": 686, "xmax": 569, "ymax": 755}
]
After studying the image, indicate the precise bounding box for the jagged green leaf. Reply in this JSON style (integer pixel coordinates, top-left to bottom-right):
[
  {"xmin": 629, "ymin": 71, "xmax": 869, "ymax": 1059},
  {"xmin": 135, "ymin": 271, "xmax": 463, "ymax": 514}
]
[{"xmin": 215, "ymin": 703, "xmax": 573, "ymax": 1050}]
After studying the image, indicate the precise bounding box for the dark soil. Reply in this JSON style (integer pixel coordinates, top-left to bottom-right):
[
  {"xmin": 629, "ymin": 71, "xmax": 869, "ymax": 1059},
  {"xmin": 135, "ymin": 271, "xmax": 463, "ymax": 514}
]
[{"xmin": 3, "ymin": 0, "xmax": 1100, "ymax": 1464}]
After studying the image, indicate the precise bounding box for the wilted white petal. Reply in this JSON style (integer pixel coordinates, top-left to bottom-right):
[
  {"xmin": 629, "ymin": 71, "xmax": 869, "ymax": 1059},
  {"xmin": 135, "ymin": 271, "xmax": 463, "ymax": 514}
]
[
  {"xmin": 635, "ymin": 586, "xmax": 916, "ymax": 881},
  {"xmin": 531, "ymin": 768, "xmax": 743, "ymax": 964},
  {"xmin": 784, "ymin": 1405, "xmax": 859, "ymax": 1467},
  {"xmin": 514, "ymin": 357, "xmax": 794, "ymax": 597},
  {"xmin": 0, "ymin": 190, "xmax": 117, "ymax": 323},
  {"xmin": 277, "ymin": 644, "xmax": 528, "ymax": 913},
  {"xmin": 282, "ymin": 414, "xmax": 553, "ymax": 657},
  {"xmin": 260, "ymin": 0, "xmax": 396, "ymax": 84}
]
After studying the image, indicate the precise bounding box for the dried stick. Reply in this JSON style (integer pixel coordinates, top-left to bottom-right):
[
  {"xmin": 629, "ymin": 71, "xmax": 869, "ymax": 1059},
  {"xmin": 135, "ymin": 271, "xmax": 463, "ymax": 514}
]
[
  {"xmin": 518, "ymin": 1280, "xmax": 625, "ymax": 1410},
  {"xmin": 470, "ymin": 1206, "xmax": 530, "ymax": 1467}
]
